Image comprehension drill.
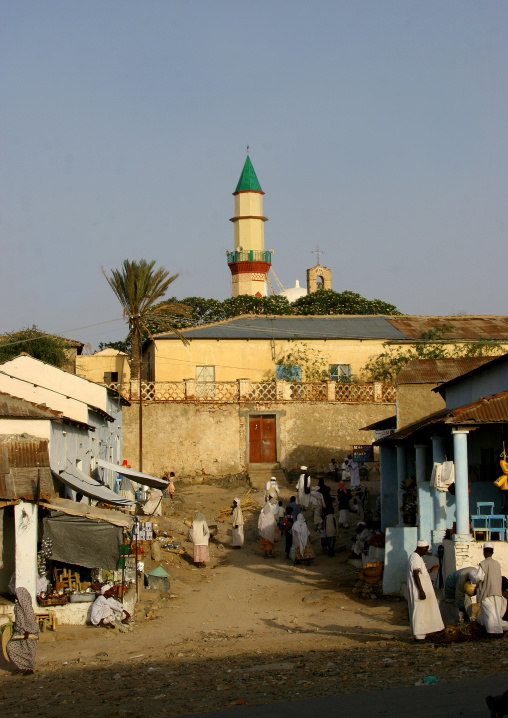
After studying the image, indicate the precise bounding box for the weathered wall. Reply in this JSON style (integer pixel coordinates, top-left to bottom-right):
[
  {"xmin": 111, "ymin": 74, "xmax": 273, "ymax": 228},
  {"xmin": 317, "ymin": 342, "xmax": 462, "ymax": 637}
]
[
  {"xmin": 122, "ymin": 401, "xmax": 394, "ymax": 479},
  {"xmin": 396, "ymin": 384, "xmax": 445, "ymax": 429},
  {"xmin": 76, "ymin": 350, "xmax": 130, "ymax": 385}
]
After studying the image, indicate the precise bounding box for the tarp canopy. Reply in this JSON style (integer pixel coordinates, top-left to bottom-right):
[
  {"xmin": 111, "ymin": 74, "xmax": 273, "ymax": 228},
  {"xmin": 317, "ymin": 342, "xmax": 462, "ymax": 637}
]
[
  {"xmin": 97, "ymin": 458, "xmax": 169, "ymax": 490},
  {"xmin": 52, "ymin": 467, "xmax": 134, "ymax": 506},
  {"xmin": 40, "ymin": 497, "xmax": 133, "ymax": 528},
  {"xmin": 43, "ymin": 512, "xmax": 123, "ymax": 570}
]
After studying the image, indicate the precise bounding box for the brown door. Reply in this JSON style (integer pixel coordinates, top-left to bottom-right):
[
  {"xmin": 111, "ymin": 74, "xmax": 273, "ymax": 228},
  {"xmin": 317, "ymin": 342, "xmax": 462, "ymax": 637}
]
[{"xmin": 249, "ymin": 415, "xmax": 276, "ymax": 463}]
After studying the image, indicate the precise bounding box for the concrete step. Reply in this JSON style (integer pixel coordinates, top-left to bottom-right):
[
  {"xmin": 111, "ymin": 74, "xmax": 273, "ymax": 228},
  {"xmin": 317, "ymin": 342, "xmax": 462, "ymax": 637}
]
[{"xmin": 247, "ymin": 464, "xmax": 286, "ymax": 490}]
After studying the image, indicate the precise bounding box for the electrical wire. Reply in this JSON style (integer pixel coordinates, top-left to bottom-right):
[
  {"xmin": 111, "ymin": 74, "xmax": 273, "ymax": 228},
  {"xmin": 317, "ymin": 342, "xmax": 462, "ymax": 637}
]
[{"xmin": 0, "ymin": 318, "xmax": 124, "ymax": 349}]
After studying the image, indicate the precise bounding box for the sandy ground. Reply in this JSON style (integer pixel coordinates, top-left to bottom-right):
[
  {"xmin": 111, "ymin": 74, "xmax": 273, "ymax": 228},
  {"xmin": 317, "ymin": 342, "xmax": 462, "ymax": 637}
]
[{"xmin": 1, "ymin": 477, "xmax": 507, "ymax": 716}]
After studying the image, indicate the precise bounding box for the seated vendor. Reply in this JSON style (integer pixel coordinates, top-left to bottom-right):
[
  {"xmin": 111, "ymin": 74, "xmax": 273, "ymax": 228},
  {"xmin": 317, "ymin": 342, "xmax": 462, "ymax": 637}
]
[{"xmin": 91, "ymin": 584, "xmax": 131, "ymax": 629}]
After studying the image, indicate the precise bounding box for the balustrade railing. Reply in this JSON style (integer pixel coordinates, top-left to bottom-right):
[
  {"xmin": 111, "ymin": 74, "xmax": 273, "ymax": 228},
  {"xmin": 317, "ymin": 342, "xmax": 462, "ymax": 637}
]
[{"xmin": 106, "ymin": 379, "xmax": 395, "ymax": 404}]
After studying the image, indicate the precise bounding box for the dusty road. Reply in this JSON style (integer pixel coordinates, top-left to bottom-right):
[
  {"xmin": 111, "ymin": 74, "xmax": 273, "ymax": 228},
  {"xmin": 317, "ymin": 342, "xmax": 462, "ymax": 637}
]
[{"xmin": 1, "ymin": 479, "xmax": 507, "ymax": 716}]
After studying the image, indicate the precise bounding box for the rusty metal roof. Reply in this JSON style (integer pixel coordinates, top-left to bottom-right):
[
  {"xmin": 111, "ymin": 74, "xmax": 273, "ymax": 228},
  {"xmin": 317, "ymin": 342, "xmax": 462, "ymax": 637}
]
[
  {"xmin": 387, "ymin": 316, "xmax": 508, "ymax": 340},
  {"xmin": 395, "ymin": 357, "xmax": 494, "ymax": 385},
  {"xmin": 0, "ymin": 437, "xmax": 54, "ymax": 501},
  {"xmin": 0, "ymin": 391, "xmax": 63, "ymax": 419},
  {"xmin": 360, "ymin": 415, "xmax": 397, "ymax": 431}
]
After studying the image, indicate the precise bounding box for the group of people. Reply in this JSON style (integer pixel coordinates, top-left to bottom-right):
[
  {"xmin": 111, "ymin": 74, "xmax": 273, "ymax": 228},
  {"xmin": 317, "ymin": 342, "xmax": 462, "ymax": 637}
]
[
  {"xmin": 407, "ymin": 539, "xmax": 508, "ymax": 643},
  {"xmin": 327, "ymin": 455, "xmax": 361, "ymax": 488}
]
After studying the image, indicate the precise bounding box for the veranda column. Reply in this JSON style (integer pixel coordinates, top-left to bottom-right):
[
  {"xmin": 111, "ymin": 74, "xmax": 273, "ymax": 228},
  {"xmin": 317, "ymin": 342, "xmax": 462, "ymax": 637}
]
[
  {"xmin": 379, "ymin": 444, "xmax": 398, "ymax": 530},
  {"xmin": 452, "ymin": 429, "xmax": 472, "ymax": 541},
  {"xmin": 415, "ymin": 444, "xmax": 432, "ymax": 546},
  {"xmin": 396, "ymin": 444, "xmax": 407, "ymax": 527},
  {"xmin": 431, "ymin": 435, "xmax": 447, "ymax": 548},
  {"xmin": 14, "ymin": 502, "xmax": 38, "ymax": 605}
]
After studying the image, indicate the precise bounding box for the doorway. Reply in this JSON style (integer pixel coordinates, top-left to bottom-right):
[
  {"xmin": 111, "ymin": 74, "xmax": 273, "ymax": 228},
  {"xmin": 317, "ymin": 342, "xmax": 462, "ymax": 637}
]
[{"xmin": 249, "ymin": 415, "xmax": 276, "ymax": 463}]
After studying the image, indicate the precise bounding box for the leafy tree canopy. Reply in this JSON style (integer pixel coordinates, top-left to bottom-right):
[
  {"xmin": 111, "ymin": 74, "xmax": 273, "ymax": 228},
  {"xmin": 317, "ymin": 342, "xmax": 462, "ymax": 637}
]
[
  {"xmin": 0, "ymin": 326, "xmax": 68, "ymax": 367},
  {"xmin": 362, "ymin": 324, "xmax": 508, "ymax": 382},
  {"xmin": 291, "ymin": 289, "xmax": 401, "ymax": 316}
]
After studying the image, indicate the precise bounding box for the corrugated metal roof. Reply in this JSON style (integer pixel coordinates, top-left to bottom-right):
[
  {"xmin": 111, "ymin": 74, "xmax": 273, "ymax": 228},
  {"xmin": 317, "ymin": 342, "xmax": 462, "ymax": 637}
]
[
  {"xmin": 447, "ymin": 391, "xmax": 508, "ymax": 425},
  {"xmin": 376, "ymin": 390, "xmax": 508, "ymax": 445},
  {"xmin": 0, "ymin": 437, "xmax": 54, "ymax": 501},
  {"xmin": 387, "ymin": 316, "xmax": 508, "ymax": 340},
  {"xmin": 360, "ymin": 415, "xmax": 397, "ymax": 431},
  {"xmin": 155, "ymin": 315, "xmax": 407, "ymax": 340},
  {"xmin": 0, "ymin": 391, "xmax": 63, "ymax": 419},
  {"xmin": 433, "ymin": 353, "xmax": 508, "ymax": 396},
  {"xmin": 395, "ymin": 357, "xmax": 494, "ymax": 385}
]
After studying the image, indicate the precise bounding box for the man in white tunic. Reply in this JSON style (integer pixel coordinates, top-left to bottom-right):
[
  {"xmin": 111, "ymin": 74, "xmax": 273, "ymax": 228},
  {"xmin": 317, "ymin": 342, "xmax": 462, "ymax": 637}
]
[
  {"xmin": 407, "ymin": 540, "xmax": 444, "ymax": 642},
  {"xmin": 231, "ymin": 498, "xmax": 244, "ymax": 548},
  {"xmin": 472, "ymin": 542, "xmax": 508, "ymax": 636},
  {"xmin": 349, "ymin": 458, "xmax": 361, "ymax": 489},
  {"xmin": 91, "ymin": 585, "xmax": 130, "ymax": 628},
  {"xmin": 265, "ymin": 477, "xmax": 280, "ymax": 502},
  {"xmin": 296, "ymin": 467, "xmax": 311, "ymax": 509}
]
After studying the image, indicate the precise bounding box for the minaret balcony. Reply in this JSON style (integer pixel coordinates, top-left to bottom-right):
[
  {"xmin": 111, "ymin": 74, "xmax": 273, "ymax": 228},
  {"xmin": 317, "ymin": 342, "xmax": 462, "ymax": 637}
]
[{"xmin": 227, "ymin": 250, "xmax": 272, "ymax": 264}]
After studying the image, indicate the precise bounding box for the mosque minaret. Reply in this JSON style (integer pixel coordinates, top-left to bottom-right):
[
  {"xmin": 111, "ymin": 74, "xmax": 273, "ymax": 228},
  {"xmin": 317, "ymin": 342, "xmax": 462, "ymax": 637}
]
[{"xmin": 227, "ymin": 151, "xmax": 272, "ymax": 297}]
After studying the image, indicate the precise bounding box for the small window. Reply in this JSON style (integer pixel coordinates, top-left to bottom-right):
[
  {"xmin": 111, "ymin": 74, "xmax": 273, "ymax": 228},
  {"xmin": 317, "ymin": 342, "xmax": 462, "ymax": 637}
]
[
  {"xmin": 329, "ymin": 364, "xmax": 351, "ymax": 382},
  {"xmin": 276, "ymin": 365, "xmax": 301, "ymax": 381},
  {"xmin": 196, "ymin": 365, "xmax": 215, "ymax": 382},
  {"xmin": 103, "ymin": 371, "xmax": 119, "ymax": 383}
]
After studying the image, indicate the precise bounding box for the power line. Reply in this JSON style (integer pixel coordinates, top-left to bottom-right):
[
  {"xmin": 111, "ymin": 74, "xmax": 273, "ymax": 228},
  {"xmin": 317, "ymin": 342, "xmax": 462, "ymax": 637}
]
[{"xmin": 0, "ymin": 318, "xmax": 124, "ymax": 350}]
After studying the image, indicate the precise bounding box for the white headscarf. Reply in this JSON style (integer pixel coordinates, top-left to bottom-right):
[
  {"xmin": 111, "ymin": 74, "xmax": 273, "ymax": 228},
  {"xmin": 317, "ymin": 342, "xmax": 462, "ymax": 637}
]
[
  {"xmin": 190, "ymin": 512, "xmax": 210, "ymax": 545},
  {"xmin": 258, "ymin": 503, "xmax": 276, "ymax": 541},
  {"xmin": 101, "ymin": 583, "xmax": 113, "ymax": 595},
  {"xmin": 293, "ymin": 513, "xmax": 310, "ymax": 555},
  {"xmin": 232, "ymin": 498, "xmax": 244, "ymax": 526}
]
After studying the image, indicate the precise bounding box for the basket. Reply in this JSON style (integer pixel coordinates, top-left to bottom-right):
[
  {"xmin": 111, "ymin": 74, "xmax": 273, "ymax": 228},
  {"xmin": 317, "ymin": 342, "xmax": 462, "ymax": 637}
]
[
  {"xmin": 38, "ymin": 595, "xmax": 69, "ymax": 606},
  {"xmin": 363, "ymin": 562, "xmax": 383, "ymax": 578}
]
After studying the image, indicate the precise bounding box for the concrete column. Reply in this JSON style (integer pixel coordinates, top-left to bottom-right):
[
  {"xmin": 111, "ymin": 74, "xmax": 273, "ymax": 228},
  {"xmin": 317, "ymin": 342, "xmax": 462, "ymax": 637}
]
[
  {"xmin": 396, "ymin": 444, "xmax": 407, "ymax": 527},
  {"xmin": 275, "ymin": 380, "xmax": 285, "ymax": 401},
  {"xmin": 14, "ymin": 502, "xmax": 38, "ymax": 606},
  {"xmin": 452, "ymin": 429, "xmax": 472, "ymax": 541},
  {"xmin": 379, "ymin": 445, "xmax": 398, "ymax": 530},
  {"xmin": 184, "ymin": 378, "xmax": 196, "ymax": 400},
  {"xmin": 238, "ymin": 378, "xmax": 250, "ymax": 401},
  {"xmin": 326, "ymin": 380, "xmax": 335, "ymax": 402},
  {"xmin": 373, "ymin": 382, "xmax": 383, "ymax": 403},
  {"xmin": 415, "ymin": 444, "xmax": 432, "ymax": 546},
  {"xmin": 431, "ymin": 435, "xmax": 448, "ymax": 547}
]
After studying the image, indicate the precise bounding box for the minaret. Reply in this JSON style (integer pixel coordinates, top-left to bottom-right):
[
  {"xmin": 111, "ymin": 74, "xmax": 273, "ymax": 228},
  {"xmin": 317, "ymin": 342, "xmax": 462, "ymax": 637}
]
[{"xmin": 227, "ymin": 152, "xmax": 271, "ymax": 297}]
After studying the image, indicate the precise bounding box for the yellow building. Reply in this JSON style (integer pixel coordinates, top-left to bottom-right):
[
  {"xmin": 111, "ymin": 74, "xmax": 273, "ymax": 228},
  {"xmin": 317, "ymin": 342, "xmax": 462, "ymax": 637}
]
[
  {"xmin": 143, "ymin": 314, "xmax": 508, "ymax": 384},
  {"xmin": 76, "ymin": 347, "xmax": 131, "ymax": 386}
]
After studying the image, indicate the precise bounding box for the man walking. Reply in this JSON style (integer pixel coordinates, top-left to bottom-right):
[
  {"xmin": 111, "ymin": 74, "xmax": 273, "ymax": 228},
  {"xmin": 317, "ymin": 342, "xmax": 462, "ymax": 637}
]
[{"xmin": 407, "ymin": 540, "xmax": 444, "ymax": 642}]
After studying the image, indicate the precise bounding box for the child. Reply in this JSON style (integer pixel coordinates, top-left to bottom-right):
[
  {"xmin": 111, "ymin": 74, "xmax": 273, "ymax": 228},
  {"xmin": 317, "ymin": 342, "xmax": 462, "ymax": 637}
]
[
  {"xmin": 168, "ymin": 471, "xmax": 175, "ymax": 500},
  {"xmin": 281, "ymin": 507, "xmax": 294, "ymax": 559},
  {"xmin": 318, "ymin": 521, "xmax": 328, "ymax": 553},
  {"xmin": 277, "ymin": 500, "xmax": 285, "ymax": 530}
]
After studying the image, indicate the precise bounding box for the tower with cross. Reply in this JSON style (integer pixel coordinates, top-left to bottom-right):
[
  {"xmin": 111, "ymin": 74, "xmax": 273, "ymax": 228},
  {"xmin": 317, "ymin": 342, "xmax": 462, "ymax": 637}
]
[
  {"xmin": 226, "ymin": 151, "xmax": 272, "ymax": 297},
  {"xmin": 307, "ymin": 246, "xmax": 332, "ymax": 293}
]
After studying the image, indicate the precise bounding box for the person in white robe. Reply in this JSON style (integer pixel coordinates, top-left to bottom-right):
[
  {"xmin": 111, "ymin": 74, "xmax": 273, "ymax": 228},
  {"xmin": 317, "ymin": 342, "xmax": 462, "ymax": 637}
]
[
  {"xmin": 291, "ymin": 513, "xmax": 316, "ymax": 564},
  {"xmin": 309, "ymin": 488, "xmax": 326, "ymax": 526},
  {"xmin": 91, "ymin": 585, "xmax": 131, "ymax": 628},
  {"xmin": 407, "ymin": 540, "xmax": 444, "ymax": 642},
  {"xmin": 472, "ymin": 542, "xmax": 508, "ymax": 636},
  {"xmin": 231, "ymin": 498, "xmax": 244, "ymax": 548},
  {"xmin": 258, "ymin": 503, "xmax": 276, "ymax": 557},
  {"xmin": 142, "ymin": 488, "xmax": 163, "ymax": 516},
  {"xmin": 349, "ymin": 458, "xmax": 361, "ymax": 489},
  {"xmin": 340, "ymin": 458, "xmax": 351, "ymax": 483},
  {"xmin": 296, "ymin": 467, "xmax": 311, "ymax": 509},
  {"xmin": 265, "ymin": 477, "xmax": 280, "ymax": 502},
  {"xmin": 350, "ymin": 522, "xmax": 373, "ymax": 558}
]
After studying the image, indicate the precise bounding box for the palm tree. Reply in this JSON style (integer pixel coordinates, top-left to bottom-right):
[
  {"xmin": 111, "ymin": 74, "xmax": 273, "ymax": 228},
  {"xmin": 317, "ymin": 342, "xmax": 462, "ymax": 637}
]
[{"xmin": 102, "ymin": 259, "xmax": 190, "ymax": 380}]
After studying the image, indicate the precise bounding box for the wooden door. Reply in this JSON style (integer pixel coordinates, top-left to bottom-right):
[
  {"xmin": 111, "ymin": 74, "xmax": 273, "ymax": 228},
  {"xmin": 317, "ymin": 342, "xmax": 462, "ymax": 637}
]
[{"xmin": 249, "ymin": 415, "xmax": 276, "ymax": 463}]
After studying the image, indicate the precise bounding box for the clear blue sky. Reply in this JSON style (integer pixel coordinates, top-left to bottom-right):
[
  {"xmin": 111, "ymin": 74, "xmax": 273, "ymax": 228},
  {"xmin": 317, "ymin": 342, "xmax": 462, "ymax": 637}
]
[{"xmin": 1, "ymin": 1, "xmax": 507, "ymax": 348}]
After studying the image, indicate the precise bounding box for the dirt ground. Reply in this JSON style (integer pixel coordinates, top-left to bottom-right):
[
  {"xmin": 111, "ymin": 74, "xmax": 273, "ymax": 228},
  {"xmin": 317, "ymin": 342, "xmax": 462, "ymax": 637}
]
[{"xmin": 1, "ymin": 476, "xmax": 507, "ymax": 717}]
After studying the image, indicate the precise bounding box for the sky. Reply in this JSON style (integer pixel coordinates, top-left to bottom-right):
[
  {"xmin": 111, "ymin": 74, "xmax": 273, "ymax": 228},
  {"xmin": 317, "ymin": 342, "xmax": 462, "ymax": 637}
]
[{"xmin": 1, "ymin": 1, "xmax": 507, "ymax": 349}]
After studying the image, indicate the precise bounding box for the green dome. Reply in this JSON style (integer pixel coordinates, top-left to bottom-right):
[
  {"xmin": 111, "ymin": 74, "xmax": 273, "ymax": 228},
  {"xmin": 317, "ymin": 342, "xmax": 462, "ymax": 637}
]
[{"xmin": 234, "ymin": 155, "xmax": 262, "ymax": 193}]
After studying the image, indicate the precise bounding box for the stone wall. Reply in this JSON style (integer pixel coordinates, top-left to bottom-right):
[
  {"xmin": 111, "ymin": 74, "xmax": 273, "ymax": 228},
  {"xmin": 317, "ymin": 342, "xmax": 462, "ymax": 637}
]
[
  {"xmin": 396, "ymin": 384, "xmax": 445, "ymax": 429},
  {"xmin": 122, "ymin": 400, "xmax": 394, "ymax": 480}
]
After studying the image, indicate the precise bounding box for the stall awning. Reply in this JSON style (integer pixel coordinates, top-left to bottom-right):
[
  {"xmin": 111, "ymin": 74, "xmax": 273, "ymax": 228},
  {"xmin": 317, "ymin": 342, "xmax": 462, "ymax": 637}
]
[
  {"xmin": 40, "ymin": 497, "xmax": 133, "ymax": 527},
  {"xmin": 52, "ymin": 467, "xmax": 134, "ymax": 506},
  {"xmin": 97, "ymin": 458, "xmax": 169, "ymax": 490}
]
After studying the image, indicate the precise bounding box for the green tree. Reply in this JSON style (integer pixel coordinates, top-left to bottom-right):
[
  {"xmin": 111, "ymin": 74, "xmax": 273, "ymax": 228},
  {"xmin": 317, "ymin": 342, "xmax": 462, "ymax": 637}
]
[
  {"xmin": 0, "ymin": 326, "xmax": 68, "ymax": 367},
  {"xmin": 102, "ymin": 260, "xmax": 190, "ymax": 380},
  {"xmin": 362, "ymin": 324, "xmax": 508, "ymax": 382},
  {"xmin": 271, "ymin": 342, "xmax": 329, "ymax": 381},
  {"xmin": 292, "ymin": 289, "xmax": 401, "ymax": 316}
]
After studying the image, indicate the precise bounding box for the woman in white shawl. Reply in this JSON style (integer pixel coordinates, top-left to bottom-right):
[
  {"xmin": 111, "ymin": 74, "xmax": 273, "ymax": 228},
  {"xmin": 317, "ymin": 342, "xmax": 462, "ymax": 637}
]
[
  {"xmin": 258, "ymin": 503, "xmax": 276, "ymax": 558},
  {"xmin": 190, "ymin": 512, "xmax": 210, "ymax": 567},
  {"xmin": 291, "ymin": 513, "xmax": 316, "ymax": 565},
  {"xmin": 296, "ymin": 467, "xmax": 311, "ymax": 509},
  {"xmin": 232, "ymin": 498, "xmax": 244, "ymax": 548},
  {"xmin": 309, "ymin": 487, "xmax": 326, "ymax": 527}
]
